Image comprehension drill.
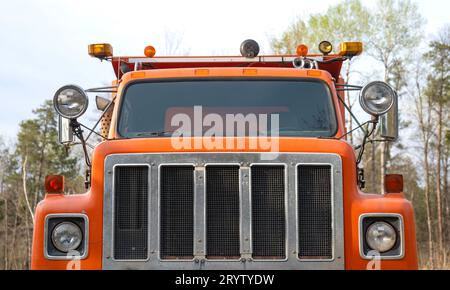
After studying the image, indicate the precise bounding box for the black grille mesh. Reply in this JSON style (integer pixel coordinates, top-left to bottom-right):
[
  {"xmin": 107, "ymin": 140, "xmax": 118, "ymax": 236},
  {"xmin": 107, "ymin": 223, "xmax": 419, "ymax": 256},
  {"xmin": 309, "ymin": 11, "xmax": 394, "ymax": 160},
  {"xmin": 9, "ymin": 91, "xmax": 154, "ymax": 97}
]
[
  {"xmin": 251, "ymin": 166, "xmax": 286, "ymax": 259},
  {"xmin": 160, "ymin": 166, "xmax": 194, "ymax": 259},
  {"xmin": 206, "ymin": 166, "xmax": 240, "ymax": 258},
  {"xmin": 297, "ymin": 165, "xmax": 332, "ymax": 259},
  {"xmin": 114, "ymin": 166, "xmax": 148, "ymax": 260}
]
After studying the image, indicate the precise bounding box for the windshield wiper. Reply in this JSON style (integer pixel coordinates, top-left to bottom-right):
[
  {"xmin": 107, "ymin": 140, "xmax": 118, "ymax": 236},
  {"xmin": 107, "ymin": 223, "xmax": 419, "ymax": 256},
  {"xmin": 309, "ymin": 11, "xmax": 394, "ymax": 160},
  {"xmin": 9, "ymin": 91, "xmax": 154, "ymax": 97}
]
[{"xmin": 135, "ymin": 130, "xmax": 174, "ymax": 137}]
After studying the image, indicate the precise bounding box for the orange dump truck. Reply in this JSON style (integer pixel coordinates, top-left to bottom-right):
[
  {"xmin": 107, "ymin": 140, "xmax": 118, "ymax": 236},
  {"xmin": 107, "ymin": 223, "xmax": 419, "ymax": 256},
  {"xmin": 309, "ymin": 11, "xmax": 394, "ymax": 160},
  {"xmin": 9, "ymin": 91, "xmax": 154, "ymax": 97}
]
[{"xmin": 31, "ymin": 40, "xmax": 418, "ymax": 270}]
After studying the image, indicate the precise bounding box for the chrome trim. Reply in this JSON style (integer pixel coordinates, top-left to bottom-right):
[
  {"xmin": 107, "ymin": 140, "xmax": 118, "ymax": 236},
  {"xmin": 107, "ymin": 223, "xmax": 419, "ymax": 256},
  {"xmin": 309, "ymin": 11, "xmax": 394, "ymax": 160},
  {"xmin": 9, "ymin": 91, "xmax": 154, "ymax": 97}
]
[
  {"xmin": 110, "ymin": 163, "xmax": 151, "ymax": 262},
  {"xmin": 358, "ymin": 213, "xmax": 405, "ymax": 260},
  {"xmin": 126, "ymin": 56, "xmax": 325, "ymax": 64},
  {"xmin": 240, "ymin": 164, "xmax": 251, "ymax": 259},
  {"xmin": 194, "ymin": 165, "xmax": 206, "ymax": 259},
  {"xmin": 103, "ymin": 152, "xmax": 344, "ymax": 270},
  {"xmin": 44, "ymin": 213, "xmax": 89, "ymax": 260}
]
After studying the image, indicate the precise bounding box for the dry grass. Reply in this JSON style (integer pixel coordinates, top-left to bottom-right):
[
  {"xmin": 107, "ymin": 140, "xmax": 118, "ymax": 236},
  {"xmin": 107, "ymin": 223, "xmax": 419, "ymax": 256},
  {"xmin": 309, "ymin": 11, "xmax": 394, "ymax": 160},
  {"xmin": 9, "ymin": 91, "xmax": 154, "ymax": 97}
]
[{"xmin": 420, "ymin": 262, "xmax": 450, "ymax": 270}]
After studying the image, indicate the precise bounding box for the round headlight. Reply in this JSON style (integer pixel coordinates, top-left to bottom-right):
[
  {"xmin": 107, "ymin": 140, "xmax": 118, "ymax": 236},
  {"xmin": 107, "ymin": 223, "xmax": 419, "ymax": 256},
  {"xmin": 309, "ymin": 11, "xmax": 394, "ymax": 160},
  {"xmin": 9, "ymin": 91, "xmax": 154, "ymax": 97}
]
[
  {"xmin": 53, "ymin": 85, "xmax": 89, "ymax": 119},
  {"xmin": 359, "ymin": 81, "xmax": 395, "ymax": 116},
  {"xmin": 51, "ymin": 222, "xmax": 83, "ymax": 253},
  {"xmin": 365, "ymin": 221, "xmax": 397, "ymax": 253},
  {"xmin": 318, "ymin": 40, "xmax": 333, "ymax": 55}
]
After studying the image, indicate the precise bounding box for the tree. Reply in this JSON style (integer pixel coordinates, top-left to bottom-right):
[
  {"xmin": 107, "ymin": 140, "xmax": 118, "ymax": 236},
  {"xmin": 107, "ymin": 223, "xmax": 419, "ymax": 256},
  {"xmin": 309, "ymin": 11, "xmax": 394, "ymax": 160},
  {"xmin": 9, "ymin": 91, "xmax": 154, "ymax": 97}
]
[
  {"xmin": 271, "ymin": 0, "xmax": 369, "ymax": 54},
  {"xmin": 411, "ymin": 60, "xmax": 435, "ymax": 266},
  {"xmin": 16, "ymin": 100, "xmax": 82, "ymax": 210},
  {"xmin": 365, "ymin": 0, "xmax": 425, "ymax": 194},
  {"xmin": 272, "ymin": 19, "xmax": 311, "ymax": 55},
  {"xmin": 162, "ymin": 29, "xmax": 190, "ymax": 56},
  {"xmin": 423, "ymin": 25, "xmax": 450, "ymax": 264},
  {"xmin": 0, "ymin": 100, "xmax": 84, "ymax": 269}
]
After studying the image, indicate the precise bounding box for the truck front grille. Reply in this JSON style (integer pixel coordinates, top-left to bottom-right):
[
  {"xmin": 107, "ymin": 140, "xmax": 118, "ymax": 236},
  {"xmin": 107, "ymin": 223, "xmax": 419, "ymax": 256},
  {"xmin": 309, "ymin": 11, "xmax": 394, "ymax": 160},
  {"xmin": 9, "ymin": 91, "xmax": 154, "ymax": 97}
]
[
  {"xmin": 206, "ymin": 166, "xmax": 240, "ymax": 259},
  {"xmin": 251, "ymin": 165, "xmax": 286, "ymax": 259},
  {"xmin": 105, "ymin": 153, "xmax": 342, "ymax": 269},
  {"xmin": 297, "ymin": 165, "xmax": 332, "ymax": 259},
  {"xmin": 113, "ymin": 166, "xmax": 148, "ymax": 260},
  {"xmin": 159, "ymin": 166, "xmax": 195, "ymax": 259}
]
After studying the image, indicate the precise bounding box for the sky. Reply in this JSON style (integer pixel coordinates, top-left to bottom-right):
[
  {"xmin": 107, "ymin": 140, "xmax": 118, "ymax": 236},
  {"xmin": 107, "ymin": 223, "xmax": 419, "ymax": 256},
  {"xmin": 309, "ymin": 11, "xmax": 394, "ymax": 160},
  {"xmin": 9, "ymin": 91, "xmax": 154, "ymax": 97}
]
[{"xmin": 0, "ymin": 0, "xmax": 448, "ymax": 141}]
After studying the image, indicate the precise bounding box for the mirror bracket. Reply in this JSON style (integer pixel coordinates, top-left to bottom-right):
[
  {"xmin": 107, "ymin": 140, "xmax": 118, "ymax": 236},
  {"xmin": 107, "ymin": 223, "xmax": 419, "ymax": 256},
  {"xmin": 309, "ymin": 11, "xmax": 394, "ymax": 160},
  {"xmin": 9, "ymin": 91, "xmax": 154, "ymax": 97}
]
[
  {"xmin": 58, "ymin": 116, "xmax": 74, "ymax": 144},
  {"xmin": 379, "ymin": 92, "xmax": 399, "ymax": 142}
]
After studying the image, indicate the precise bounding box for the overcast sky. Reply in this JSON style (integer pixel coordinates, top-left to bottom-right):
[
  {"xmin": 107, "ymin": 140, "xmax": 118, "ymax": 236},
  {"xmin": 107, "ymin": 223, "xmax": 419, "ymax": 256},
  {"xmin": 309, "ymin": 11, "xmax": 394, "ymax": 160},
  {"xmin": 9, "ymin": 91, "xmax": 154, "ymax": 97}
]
[{"xmin": 0, "ymin": 0, "xmax": 448, "ymax": 140}]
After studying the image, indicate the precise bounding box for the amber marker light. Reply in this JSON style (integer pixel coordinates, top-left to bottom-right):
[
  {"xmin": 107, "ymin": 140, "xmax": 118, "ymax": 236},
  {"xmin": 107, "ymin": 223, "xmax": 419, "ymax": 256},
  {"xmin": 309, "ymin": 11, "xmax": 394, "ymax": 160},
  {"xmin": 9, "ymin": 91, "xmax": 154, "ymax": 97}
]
[
  {"xmin": 88, "ymin": 43, "xmax": 113, "ymax": 59},
  {"xmin": 296, "ymin": 44, "xmax": 309, "ymax": 57},
  {"xmin": 144, "ymin": 45, "xmax": 156, "ymax": 57},
  {"xmin": 339, "ymin": 42, "xmax": 363, "ymax": 57},
  {"xmin": 243, "ymin": 69, "xmax": 258, "ymax": 76},
  {"xmin": 307, "ymin": 70, "xmax": 322, "ymax": 77},
  {"xmin": 195, "ymin": 69, "xmax": 210, "ymax": 76}
]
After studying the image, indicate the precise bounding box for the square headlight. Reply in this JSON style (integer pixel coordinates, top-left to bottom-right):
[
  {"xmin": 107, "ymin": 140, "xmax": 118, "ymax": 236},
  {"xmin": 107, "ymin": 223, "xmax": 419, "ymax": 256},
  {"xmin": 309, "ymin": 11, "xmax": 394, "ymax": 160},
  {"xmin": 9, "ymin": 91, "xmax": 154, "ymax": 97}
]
[
  {"xmin": 45, "ymin": 214, "xmax": 88, "ymax": 260},
  {"xmin": 359, "ymin": 213, "xmax": 404, "ymax": 259}
]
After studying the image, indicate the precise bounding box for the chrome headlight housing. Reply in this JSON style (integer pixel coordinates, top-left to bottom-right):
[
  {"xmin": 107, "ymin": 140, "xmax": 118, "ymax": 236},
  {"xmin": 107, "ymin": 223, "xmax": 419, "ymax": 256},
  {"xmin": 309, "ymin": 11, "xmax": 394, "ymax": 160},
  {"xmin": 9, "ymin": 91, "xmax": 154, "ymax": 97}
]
[
  {"xmin": 51, "ymin": 221, "xmax": 83, "ymax": 253},
  {"xmin": 365, "ymin": 221, "xmax": 397, "ymax": 253},
  {"xmin": 53, "ymin": 85, "xmax": 89, "ymax": 119},
  {"xmin": 359, "ymin": 81, "xmax": 395, "ymax": 116}
]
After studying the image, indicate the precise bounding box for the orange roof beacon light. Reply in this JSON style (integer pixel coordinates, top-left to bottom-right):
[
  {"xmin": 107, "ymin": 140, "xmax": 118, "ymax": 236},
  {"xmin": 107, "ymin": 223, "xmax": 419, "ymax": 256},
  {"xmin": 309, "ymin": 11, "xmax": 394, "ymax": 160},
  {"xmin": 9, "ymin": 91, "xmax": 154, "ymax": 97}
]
[
  {"xmin": 339, "ymin": 42, "xmax": 363, "ymax": 57},
  {"xmin": 144, "ymin": 45, "xmax": 156, "ymax": 57},
  {"xmin": 44, "ymin": 175, "xmax": 65, "ymax": 194},
  {"xmin": 296, "ymin": 44, "xmax": 309, "ymax": 57},
  {"xmin": 318, "ymin": 41, "xmax": 333, "ymax": 55},
  {"xmin": 88, "ymin": 43, "xmax": 113, "ymax": 59}
]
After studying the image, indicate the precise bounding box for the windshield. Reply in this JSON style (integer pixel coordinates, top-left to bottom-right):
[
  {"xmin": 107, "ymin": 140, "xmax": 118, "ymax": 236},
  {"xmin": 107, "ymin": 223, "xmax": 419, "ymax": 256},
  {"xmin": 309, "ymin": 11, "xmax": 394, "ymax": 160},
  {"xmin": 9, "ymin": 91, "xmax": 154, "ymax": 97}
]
[{"xmin": 118, "ymin": 79, "xmax": 337, "ymax": 138}]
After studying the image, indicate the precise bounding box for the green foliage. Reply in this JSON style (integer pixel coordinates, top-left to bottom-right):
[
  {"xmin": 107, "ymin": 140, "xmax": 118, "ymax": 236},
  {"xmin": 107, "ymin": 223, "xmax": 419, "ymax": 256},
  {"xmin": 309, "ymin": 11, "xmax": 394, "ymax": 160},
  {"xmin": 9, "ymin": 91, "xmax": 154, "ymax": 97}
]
[
  {"xmin": 14, "ymin": 100, "xmax": 82, "ymax": 204},
  {"xmin": 368, "ymin": 0, "xmax": 425, "ymax": 88},
  {"xmin": 272, "ymin": 19, "xmax": 310, "ymax": 54},
  {"xmin": 271, "ymin": 0, "xmax": 370, "ymax": 54},
  {"xmin": 270, "ymin": 0, "xmax": 424, "ymax": 89},
  {"xmin": 423, "ymin": 26, "xmax": 450, "ymax": 105},
  {"xmin": 0, "ymin": 100, "xmax": 85, "ymax": 269}
]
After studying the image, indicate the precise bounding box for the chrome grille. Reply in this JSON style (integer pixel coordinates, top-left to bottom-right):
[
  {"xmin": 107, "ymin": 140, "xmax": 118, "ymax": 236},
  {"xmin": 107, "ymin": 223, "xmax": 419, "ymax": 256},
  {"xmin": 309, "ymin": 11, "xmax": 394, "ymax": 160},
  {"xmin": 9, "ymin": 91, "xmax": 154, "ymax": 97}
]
[
  {"xmin": 251, "ymin": 165, "xmax": 286, "ymax": 259},
  {"xmin": 297, "ymin": 165, "xmax": 332, "ymax": 259},
  {"xmin": 104, "ymin": 153, "xmax": 343, "ymax": 269},
  {"xmin": 206, "ymin": 165, "xmax": 240, "ymax": 259},
  {"xmin": 113, "ymin": 166, "xmax": 148, "ymax": 260},
  {"xmin": 159, "ymin": 166, "xmax": 194, "ymax": 259}
]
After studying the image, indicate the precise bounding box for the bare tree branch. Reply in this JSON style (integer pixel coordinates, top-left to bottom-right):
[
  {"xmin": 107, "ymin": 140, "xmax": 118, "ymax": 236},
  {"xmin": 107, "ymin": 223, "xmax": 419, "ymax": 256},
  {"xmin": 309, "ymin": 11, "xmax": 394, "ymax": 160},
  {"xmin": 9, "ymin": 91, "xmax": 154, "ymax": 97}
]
[{"xmin": 22, "ymin": 156, "xmax": 34, "ymax": 223}]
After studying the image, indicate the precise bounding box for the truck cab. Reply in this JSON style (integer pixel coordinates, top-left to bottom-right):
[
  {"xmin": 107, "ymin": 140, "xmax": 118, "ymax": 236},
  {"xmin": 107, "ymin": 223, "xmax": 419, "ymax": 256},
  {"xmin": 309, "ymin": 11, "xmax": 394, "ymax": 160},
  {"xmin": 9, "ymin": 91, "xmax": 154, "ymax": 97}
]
[{"xmin": 31, "ymin": 40, "xmax": 418, "ymax": 270}]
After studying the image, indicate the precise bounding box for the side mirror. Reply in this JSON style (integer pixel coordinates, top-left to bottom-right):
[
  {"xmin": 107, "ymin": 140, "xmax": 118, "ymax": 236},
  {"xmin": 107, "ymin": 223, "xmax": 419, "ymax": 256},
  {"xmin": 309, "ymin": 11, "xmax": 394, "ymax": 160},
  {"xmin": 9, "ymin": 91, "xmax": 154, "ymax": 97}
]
[
  {"xmin": 58, "ymin": 116, "xmax": 74, "ymax": 144},
  {"xmin": 96, "ymin": 95, "xmax": 112, "ymax": 111},
  {"xmin": 380, "ymin": 92, "xmax": 398, "ymax": 141}
]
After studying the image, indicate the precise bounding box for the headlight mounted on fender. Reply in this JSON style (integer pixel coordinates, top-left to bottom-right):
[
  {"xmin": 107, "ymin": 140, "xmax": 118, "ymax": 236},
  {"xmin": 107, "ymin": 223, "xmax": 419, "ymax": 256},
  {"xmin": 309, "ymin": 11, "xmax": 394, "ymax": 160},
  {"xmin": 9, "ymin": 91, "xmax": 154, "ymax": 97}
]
[
  {"xmin": 365, "ymin": 221, "xmax": 397, "ymax": 253},
  {"xmin": 51, "ymin": 221, "xmax": 83, "ymax": 253}
]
